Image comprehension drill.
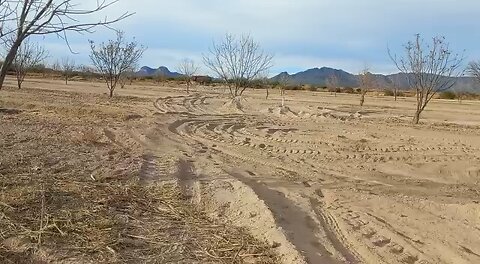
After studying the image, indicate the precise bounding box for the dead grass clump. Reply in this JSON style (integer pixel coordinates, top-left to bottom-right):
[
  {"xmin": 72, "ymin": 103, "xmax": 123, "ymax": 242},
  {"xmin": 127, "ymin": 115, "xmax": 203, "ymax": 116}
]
[
  {"xmin": 72, "ymin": 128, "xmax": 104, "ymax": 145},
  {"xmin": 123, "ymin": 113, "xmax": 143, "ymax": 121},
  {"xmin": 1, "ymin": 97, "xmax": 278, "ymax": 263}
]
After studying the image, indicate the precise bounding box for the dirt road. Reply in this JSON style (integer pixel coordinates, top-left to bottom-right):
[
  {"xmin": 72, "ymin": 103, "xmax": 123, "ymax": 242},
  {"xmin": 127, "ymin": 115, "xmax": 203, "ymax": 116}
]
[{"xmin": 144, "ymin": 88, "xmax": 480, "ymax": 264}]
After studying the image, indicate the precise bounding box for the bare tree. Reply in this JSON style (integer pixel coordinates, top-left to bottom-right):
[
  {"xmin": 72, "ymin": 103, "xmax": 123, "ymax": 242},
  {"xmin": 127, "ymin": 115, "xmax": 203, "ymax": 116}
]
[
  {"xmin": 257, "ymin": 74, "xmax": 270, "ymax": 100},
  {"xmin": 203, "ymin": 33, "xmax": 274, "ymax": 100},
  {"xmin": 389, "ymin": 34, "xmax": 463, "ymax": 124},
  {"xmin": 177, "ymin": 58, "xmax": 199, "ymax": 94},
  {"xmin": 468, "ymin": 61, "xmax": 480, "ymax": 84},
  {"xmin": 12, "ymin": 39, "xmax": 48, "ymax": 89},
  {"xmin": 276, "ymin": 74, "xmax": 290, "ymax": 106},
  {"xmin": 51, "ymin": 60, "xmax": 61, "ymax": 72},
  {"xmin": 386, "ymin": 74, "xmax": 403, "ymax": 101},
  {"xmin": 0, "ymin": 0, "xmax": 131, "ymax": 90},
  {"xmin": 154, "ymin": 72, "xmax": 166, "ymax": 85},
  {"xmin": 326, "ymin": 73, "xmax": 339, "ymax": 97},
  {"xmin": 61, "ymin": 57, "xmax": 75, "ymax": 85},
  {"xmin": 90, "ymin": 31, "xmax": 145, "ymax": 98},
  {"xmin": 358, "ymin": 67, "xmax": 375, "ymax": 107}
]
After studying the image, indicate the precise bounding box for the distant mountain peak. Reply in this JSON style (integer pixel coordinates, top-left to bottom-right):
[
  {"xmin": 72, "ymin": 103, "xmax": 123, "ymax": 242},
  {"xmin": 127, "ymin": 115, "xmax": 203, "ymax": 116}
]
[{"xmin": 136, "ymin": 65, "xmax": 182, "ymax": 78}]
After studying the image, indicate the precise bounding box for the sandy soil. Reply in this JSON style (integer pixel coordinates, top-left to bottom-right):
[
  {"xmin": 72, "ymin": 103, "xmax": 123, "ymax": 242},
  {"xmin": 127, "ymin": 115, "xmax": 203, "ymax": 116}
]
[{"xmin": 1, "ymin": 77, "xmax": 480, "ymax": 264}]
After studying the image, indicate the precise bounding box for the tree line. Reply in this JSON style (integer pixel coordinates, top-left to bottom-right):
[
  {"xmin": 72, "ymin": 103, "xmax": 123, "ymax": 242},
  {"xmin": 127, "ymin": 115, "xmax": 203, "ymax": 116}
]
[{"xmin": 0, "ymin": 1, "xmax": 479, "ymax": 123}]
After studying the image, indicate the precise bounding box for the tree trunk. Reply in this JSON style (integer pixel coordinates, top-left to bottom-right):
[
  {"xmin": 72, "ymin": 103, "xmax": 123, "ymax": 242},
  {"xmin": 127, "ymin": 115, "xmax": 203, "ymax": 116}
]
[
  {"xmin": 109, "ymin": 89, "xmax": 114, "ymax": 98},
  {"xmin": 413, "ymin": 109, "xmax": 421, "ymax": 124},
  {"xmin": 413, "ymin": 91, "xmax": 423, "ymax": 124},
  {"xmin": 65, "ymin": 76, "xmax": 68, "ymax": 85},
  {"xmin": 265, "ymin": 87, "xmax": 269, "ymax": 99},
  {"xmin": 0, "ymin": 42, "xmax": 22, "ymax": 89},
  {"xmin": 360, "ymin": 93, "xmax": 365, "ymax": 106},
  {"xmin": 16, "ymin": 71, "xmax": 22, "ymax": 89},
  {"xmin": 394, "ymin": 88, "xmax": 397, "ymax": 101}
]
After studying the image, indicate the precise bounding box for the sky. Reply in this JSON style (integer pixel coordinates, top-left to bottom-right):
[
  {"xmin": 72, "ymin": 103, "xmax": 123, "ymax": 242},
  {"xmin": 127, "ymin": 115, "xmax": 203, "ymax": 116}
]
[{"xmin": 37, "ymin": 0, "xmax": 480, "ymax": 76}]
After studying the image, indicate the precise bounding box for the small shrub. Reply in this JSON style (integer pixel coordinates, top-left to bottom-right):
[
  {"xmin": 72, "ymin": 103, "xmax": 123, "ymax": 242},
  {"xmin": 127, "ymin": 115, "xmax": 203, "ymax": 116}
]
[
  {"xmin": 342, "ymin": 87, "xmax": 355, "ymax": 94},
  {"xmin": 286, "ymin": 85, "xmax": 301, "ymax": 91},
  {"xmin": 304, "ymin": 85, "xmax": 317, "ymax": 91},
  {"xmin": 384, "ymin": 90, "xmax": 395, "ymax": 96},
  {"xmin": 327, "ymin": 87, "xmax": 341, "ymax": 93},
  {"xmin": 438, "ymin": 91, "xmax": 456, "ymax": 100}
]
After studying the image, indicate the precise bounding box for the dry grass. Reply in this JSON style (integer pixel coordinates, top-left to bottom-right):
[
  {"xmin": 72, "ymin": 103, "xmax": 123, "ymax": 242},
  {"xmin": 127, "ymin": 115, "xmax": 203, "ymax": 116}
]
[{"xmin": 0, "ymin": 87, "xmax": 278, "ymax": 264}]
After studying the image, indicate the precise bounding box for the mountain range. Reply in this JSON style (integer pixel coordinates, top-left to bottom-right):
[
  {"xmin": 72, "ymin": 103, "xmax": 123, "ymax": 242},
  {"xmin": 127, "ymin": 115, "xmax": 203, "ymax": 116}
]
[
  {"xmin": 137, "ymin": 66, "xmax": 478, "ymax": 91},
  {"xmin": 271, "ymin": 67, "xmax": 478, "ymax": 91},
  {"xmin": 136, "ymin": 66, "xmax": 182, "ymax": 78}
]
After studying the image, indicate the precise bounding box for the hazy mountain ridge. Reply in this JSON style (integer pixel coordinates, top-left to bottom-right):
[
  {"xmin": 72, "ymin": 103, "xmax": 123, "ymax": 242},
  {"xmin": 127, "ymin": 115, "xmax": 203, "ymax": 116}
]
[
  {"xmin": 271, "ymin": 67, "xmax": 478, "ymax": 92},
  {"xmin": 137, "ymin": 65, "xmax": 478, "ymax": 92}
]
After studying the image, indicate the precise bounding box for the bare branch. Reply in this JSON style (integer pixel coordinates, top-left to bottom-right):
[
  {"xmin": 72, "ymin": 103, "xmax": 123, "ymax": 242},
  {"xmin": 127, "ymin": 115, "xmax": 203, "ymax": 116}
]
[
  {"xmin": 468, "ymin": 61, "xmax": 480, "ymax": 84},
  {"xmin": 0, "ymin": 0, "xmax": 132, "ymax": 89}
]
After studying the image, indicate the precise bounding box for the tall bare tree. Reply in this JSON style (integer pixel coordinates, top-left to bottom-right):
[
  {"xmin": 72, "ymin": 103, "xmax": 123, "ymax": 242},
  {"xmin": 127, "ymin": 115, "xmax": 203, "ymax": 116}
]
[
  {"xmin": 90, "ymin": 31, "xmax": 145, "ymax": 98},
  {"xmin": 203, "ymin": 33, "xmax": 274, "ymax": 100},
  {"xmin": 0, "ymin": 0, "xmax": 131, "ymax": 89},
  {"xmin": 358, "ymin": 67, "xmax": 375, "ymax": 107},
  {"xmin": 61, "ymin": 57, "xmax": 75, "ymax": 85},
  {"xmin": 326, "ymin": 73, "xmax": 339, "ymax": 97},
  {"xmin": 176, "ymin": 58, "xmax": 199, "ymax": 94},
  {"xmin": 12, "ymin": 39, "xmax": 48, "ymax": 89},
  {"xmin": 389, "ymin": 34, "xmax": 463, "ymax": 124}
]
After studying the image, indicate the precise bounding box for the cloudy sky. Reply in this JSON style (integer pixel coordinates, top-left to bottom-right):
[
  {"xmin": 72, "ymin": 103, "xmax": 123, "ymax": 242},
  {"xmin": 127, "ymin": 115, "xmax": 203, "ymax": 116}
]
[{"xmin": 40, "ymin": 0, "xmax": 480, "ymax": 75}]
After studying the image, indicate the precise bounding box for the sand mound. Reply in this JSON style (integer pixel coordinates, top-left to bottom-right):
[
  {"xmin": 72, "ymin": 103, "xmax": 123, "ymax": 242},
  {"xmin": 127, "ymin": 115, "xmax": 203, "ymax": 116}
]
[
  {"xmin": 202, "ymin": 179, "xmax": 306, "ymax": 264},
  {"xmin": 264, "ymin": 105, "xmax": 299, "ymax": 118},
  {"xmin": 219, "ymin": 97, "xmax": 245, "ymax": 114},
  {"xmin": 307, "ymin": 108, "xmax": 363, "ymax": 121}
]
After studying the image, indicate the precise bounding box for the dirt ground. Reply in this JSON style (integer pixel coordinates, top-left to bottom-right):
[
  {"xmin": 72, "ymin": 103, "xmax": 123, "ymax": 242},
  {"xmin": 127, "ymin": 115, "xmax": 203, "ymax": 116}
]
[{"xmin": 1, "ymin": 77, "xmax": 480, "ymax": 264}]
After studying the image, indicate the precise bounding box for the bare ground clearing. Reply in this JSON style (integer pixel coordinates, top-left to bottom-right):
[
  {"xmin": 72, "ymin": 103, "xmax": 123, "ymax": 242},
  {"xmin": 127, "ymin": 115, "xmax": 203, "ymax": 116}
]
[{"xmin": 1, "ymin": 77, "xmax": 480, "ymax": 264}]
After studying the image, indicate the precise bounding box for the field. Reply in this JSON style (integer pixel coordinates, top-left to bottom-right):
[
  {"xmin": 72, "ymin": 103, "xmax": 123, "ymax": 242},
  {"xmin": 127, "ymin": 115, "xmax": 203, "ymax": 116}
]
[{"xmin": 1, "ymin": 77, "xmax": 480, "ymax": 264}]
